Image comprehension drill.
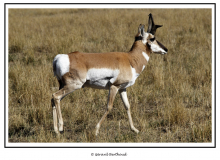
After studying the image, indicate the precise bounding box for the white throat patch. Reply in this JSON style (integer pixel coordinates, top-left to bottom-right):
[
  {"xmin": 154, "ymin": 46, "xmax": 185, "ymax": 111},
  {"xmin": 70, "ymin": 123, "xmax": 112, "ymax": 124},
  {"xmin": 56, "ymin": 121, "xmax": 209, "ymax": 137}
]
[
  {"xmin": 142, "ymin": 32, "xmax": 149, "ymax": 44},
  {"xmin": 142, "ymin": 52, "xmax": 149, "ymax": 62}
]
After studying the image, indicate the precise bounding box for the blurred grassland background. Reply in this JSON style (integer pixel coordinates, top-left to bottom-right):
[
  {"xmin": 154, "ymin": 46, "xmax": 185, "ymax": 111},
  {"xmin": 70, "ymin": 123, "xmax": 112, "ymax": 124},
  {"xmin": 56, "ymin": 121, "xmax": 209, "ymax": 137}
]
[{"xmin": 8, "ymin": 9, "xmax": 212, "ymax": 142}]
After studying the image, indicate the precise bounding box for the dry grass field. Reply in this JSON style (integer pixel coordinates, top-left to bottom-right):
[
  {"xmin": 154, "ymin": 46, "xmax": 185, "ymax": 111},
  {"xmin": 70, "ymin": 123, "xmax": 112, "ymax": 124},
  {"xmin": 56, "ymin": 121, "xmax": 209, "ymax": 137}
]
[{"xmin": 8, "ymin": 9, "xmax": 212, "ymax": 143}]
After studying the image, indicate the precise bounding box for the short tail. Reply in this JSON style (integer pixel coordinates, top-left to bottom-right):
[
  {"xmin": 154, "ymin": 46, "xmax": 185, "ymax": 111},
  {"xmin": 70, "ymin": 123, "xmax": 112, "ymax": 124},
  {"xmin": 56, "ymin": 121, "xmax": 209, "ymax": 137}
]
[
  {"xmin": 53, "ymin": 58, "xmax": 57, "ymax": 77},
  {"xmin": 53, "ymin": 54, "xmax": 62, "ymax": 79},
  {"xmin": 53, "ymin": 55, "xmax": 64, "ymax": 90}
]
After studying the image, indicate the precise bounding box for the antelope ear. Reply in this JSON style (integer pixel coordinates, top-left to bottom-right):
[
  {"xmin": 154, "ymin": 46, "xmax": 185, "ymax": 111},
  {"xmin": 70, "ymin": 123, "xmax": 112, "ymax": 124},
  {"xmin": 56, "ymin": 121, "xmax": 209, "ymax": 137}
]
[
  {"xmin": 147, "ymin": 13, "xmax": 163, "ymax": 35},
  {"xmin": 147, "ymin": 14, "xmax": 153, "ymax": 33},
  {"xmin": 138, "ymin": 24, "xmax": 145, "ymax": 36}
]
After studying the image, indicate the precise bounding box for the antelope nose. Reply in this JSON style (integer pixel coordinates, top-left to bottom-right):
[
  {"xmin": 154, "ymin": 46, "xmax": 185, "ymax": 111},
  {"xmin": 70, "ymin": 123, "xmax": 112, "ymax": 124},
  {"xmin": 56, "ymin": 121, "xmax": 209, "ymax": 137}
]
[{"xmin": 164, "ymin": 47, "xmax": 168, "ymax": 53}]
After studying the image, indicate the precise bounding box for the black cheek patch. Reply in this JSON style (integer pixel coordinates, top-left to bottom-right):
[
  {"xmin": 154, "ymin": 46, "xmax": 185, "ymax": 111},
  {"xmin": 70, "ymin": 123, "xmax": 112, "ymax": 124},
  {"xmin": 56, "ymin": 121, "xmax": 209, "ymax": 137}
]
[{"xmin": 150, "ymin": 37, "xmax": 155, "ymax": 41}]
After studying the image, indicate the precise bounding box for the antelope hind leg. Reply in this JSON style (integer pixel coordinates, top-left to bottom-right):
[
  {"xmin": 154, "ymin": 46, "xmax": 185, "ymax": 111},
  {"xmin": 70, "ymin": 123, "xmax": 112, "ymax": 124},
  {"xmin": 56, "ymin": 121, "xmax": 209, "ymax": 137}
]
[{"xmin": 52, "ymin": 82, "xmax": 83, "ymax": 133}]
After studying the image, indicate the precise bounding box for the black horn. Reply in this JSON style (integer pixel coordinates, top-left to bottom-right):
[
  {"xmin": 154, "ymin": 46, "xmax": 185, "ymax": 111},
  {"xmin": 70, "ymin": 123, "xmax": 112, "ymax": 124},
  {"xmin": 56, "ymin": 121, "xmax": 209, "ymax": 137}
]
[{"xmin": 147, "ymin": 13, "xmax": 163, "ymax": 35}]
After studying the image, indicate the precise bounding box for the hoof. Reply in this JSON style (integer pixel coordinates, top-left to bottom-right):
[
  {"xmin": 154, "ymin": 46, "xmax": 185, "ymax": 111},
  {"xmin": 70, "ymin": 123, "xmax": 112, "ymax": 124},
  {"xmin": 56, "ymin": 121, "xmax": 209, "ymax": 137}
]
[
  {"xmin": 95, "ymin": 130, "xmax": 99, "ymax": 136},
  {"xmin": 131, "ymin": 127, "xmax": 139, "ymax": 134}
]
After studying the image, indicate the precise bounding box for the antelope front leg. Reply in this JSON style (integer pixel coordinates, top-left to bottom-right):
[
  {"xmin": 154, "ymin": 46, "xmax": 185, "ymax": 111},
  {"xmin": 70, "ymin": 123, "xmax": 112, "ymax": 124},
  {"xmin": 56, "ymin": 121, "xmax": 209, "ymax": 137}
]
[
  {"xmin": 119, "ymin": 89, "xmax": 139, "ymax": 134},
  {"xmin": 95, "ymin": 85, "xmax": 119, "ymax": 136}
]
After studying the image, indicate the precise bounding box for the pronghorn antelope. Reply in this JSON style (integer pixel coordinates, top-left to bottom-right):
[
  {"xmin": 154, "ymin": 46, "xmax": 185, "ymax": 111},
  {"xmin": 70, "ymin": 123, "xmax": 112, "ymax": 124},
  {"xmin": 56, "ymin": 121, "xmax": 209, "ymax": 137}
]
[{"xmin": 51, "ymin": 13, "xmax": 167, "ymax": 135}]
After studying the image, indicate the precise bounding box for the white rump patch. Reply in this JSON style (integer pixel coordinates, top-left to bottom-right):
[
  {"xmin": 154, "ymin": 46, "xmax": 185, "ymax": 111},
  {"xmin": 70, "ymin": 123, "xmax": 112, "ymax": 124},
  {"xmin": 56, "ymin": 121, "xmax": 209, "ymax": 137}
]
[
  {"xmin": 142, "ymin": 52, "xmax": 149, "ymax": 62},
  {"xmin": 86, "ymin": 68, "xmax": 120, "ymax": 88},
  {"xmin": 53, "ymin": 54, "xmax": 70, "ymax": 80}
]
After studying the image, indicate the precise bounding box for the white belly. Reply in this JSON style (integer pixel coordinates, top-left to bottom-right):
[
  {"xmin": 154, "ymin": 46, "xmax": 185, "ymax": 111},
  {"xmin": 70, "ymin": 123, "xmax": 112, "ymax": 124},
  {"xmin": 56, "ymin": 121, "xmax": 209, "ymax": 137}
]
[{"xmin": 85, "ymin": 68, "xmax": 120, "ymax": 89}]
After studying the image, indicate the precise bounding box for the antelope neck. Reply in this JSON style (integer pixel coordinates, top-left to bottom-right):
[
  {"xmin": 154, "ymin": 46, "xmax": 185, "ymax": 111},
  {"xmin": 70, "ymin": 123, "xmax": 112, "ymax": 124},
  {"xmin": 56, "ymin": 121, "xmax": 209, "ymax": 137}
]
[{"xmin": 128, "ymin": 41, "xmax": 150, "ymax": 74}]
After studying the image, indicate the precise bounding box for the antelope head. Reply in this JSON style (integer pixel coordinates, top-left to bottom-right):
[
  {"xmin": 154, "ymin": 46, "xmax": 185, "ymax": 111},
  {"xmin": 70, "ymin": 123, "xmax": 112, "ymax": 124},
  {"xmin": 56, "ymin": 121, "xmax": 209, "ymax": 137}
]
[{"xmin": 139, "ymin": 13, "xmax": 168, "ymax": 54}]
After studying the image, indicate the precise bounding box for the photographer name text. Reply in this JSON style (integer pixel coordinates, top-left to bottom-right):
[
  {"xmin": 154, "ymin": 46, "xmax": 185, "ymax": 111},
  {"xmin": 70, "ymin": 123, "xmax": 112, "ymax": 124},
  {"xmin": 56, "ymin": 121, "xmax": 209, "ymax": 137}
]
[{"xmin": 91, "ymin": 152, "xmax": 127, "ymax": 156}]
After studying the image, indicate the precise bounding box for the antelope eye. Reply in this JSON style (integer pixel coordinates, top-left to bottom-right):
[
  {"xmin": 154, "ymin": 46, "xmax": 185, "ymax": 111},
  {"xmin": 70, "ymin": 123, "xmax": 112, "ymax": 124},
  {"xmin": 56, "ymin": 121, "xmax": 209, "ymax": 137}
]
[{"xmin": 149, "ymin": 37, "xmax": 155, "ymax": 42}]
